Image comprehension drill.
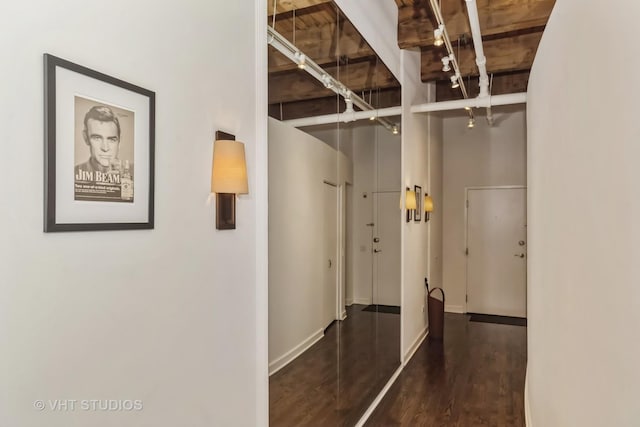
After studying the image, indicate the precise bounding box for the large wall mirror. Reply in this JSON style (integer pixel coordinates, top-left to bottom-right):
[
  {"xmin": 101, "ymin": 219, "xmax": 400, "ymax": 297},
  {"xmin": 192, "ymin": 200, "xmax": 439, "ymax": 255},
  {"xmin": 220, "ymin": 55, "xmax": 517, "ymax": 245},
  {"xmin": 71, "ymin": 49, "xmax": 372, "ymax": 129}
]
[{"xmin": 267, "ymin": 2, "xmax": 402, "ymax": 425}]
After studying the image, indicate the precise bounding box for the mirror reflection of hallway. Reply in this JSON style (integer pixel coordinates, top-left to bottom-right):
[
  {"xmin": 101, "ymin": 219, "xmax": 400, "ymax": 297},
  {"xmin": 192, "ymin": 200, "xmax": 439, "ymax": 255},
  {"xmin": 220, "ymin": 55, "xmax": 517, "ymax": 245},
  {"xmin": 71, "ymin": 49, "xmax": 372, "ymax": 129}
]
[{"xmin": 267, "ymin": 2, "xmax": 402, "ymax": 423}]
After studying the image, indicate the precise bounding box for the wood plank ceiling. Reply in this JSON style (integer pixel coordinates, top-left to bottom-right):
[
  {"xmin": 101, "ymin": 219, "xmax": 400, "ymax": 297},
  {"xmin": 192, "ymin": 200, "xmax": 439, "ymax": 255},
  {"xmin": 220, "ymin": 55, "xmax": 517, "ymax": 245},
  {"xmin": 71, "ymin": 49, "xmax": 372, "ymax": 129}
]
[{"xmin": 268, "ymin": 0, "xmax": 555, "ymax": 120}]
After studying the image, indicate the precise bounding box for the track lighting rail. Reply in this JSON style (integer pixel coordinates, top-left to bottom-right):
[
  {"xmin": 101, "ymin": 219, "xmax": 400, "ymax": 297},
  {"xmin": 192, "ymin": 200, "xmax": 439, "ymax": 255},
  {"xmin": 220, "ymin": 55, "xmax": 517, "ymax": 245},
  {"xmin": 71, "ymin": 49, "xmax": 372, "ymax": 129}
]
[{"xmin": 267, "ymin": 25, "xmax": 400, "ymax": 134}]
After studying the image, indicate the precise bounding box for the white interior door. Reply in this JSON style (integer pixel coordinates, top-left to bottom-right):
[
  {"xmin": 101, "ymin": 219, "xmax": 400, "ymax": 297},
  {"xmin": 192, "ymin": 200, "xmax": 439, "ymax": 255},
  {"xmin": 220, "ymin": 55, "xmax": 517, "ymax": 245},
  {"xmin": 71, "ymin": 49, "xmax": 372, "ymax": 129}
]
[
  {"xmin": 323, "ymin": 183, "xmax": 338, "ymax": 327},
  {"xmin": 372, "ymin": 192, "xmax": 401, "ymax": 306},
  {"xmin": 467, "ymin": 187, "xmax": 527, "ymax": 317},
  {"xmin": 345, "ymin": 184, "xmax": 353, "ymax": 307}
]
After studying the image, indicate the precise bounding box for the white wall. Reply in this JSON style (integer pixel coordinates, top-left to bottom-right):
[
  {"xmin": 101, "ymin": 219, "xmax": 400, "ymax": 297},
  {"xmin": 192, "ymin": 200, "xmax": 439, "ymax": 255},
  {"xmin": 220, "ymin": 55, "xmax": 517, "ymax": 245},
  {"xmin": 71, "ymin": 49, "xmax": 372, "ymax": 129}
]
[
  {"xmin": 335, "ymin": 0, "xmax": 400, "ymax": 80},
  {"xmin": 428, "ymin": 114, "xmax": 444, "ymax": 290},
  {"xmin": 400, "ymin": 49, "xmax": 432, "ymax": 359},
  {"xmin": 0, "ymin": 1, "xmax": 268, "ymax": 426},
  {"xmin": 300, "ymin": 123, "xmax": 353, "ymax": 159},
  {"xmin": 527, "ymin": 1, "xmax": 640, "ymax": 425},
  {"xmin": 268, "ymin": 119, "xmax": 352, "ymax": 369},
  {"xmin": 442, "ymin": 107, "xmax": 527, "ymax": 312}
]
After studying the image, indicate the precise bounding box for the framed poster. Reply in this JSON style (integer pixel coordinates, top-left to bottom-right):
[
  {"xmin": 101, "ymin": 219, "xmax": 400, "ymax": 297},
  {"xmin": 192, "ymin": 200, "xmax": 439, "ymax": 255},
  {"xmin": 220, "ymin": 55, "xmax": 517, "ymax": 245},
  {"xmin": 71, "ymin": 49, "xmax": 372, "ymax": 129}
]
[
  {"xmin": 44, "ymin": 54, "xmax": 155, "ymax": 232},
  {"xmin": 414, "ymin": 185, "xmax": 422, "ymax": 222}
]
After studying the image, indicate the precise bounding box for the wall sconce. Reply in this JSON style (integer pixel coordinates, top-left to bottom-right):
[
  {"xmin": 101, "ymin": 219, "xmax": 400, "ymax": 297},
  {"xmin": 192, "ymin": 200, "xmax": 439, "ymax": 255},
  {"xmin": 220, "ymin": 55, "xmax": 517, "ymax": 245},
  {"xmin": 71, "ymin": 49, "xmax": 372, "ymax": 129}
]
[
  {"xmin": 211, "ymin": 131, "xmax": 248, "ymax": 230},
  {"xmin": 424, "ymin": 194, "xmax": 434, "ymax": 222},
  {"xmin": 403, "ymin": 187, "xmax": 417, "ymax": 223}
]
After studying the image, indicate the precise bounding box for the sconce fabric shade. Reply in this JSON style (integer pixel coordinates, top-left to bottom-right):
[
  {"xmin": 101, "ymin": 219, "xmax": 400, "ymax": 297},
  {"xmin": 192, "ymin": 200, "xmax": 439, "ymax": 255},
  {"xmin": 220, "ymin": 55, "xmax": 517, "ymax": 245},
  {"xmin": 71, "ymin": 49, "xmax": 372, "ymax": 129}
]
[
  {"xmin": 405, "ymin": 190, "xmax": 417, "ymax": 210},
  {"xmin": 424, "ymin": 195, "xmax": 434, "ymax": 212},
  {"xmin": 211, "ymin": 139, "xmax": 248, "ymax": 194}
]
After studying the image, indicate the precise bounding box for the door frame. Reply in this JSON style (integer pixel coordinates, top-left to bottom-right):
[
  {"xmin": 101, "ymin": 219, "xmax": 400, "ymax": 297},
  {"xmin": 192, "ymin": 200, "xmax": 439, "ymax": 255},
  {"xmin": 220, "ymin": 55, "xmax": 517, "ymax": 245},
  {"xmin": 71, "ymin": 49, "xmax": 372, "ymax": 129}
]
[
  {"xmin": 464, "ymin": 185, "xmax": 527, "ymax": 313},
  {"xmin": 338, "ymin": 182, "xmax": 351, "ymax": 320},
  {"xmin": 323, "ymin": 180, "xmax": 339, "ymax": 326},
  {"xmin": 371, "ymin": 190, "xmax": 401, "ymax": 307}
]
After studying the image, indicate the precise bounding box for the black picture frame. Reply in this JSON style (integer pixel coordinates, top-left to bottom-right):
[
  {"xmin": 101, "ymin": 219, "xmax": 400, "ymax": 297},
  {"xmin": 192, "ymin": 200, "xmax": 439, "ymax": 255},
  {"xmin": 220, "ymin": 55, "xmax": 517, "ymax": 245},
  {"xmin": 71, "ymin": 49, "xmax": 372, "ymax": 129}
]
[
  {"xmin": 44, "ymin": 54, "xmax": 155, "ymax": 232},
  {"xmin": 414, "ymin": 185, "xmax": 422, "ymax": 222}
]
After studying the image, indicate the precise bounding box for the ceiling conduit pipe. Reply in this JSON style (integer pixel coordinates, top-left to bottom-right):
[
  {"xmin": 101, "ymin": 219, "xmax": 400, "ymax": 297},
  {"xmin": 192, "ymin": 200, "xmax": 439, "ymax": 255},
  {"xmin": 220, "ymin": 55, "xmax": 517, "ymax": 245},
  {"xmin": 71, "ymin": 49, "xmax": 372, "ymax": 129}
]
[
  {"xmin": 284, "ymin": 92, "xmax": 525, "ymax": 124},
  {"xmin": 284, "ymin": 106, "xmax": 403, "ymax": 128},
  {"xmin": 464, "ymin": 0, "xmax": 494, "ymax": 125},
  {"xmin": 410, "ymin": 92, "xmax": 526, "ymax": 114}
]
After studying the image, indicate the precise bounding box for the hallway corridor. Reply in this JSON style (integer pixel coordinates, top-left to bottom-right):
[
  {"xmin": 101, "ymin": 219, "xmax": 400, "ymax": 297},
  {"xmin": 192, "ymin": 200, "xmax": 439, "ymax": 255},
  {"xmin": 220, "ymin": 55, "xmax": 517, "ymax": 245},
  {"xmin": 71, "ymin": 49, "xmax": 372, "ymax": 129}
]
[{"xmin": 367, "ymin": 313, "xmax": 527, "ymax": 426}]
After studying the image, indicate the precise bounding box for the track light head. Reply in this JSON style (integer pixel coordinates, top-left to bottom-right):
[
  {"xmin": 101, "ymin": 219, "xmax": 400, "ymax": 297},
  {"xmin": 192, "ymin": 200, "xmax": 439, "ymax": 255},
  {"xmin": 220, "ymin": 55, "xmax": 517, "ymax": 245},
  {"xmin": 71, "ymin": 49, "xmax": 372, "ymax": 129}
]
[
  {"xmin": 467, "ymin": 118, "xmax": 475, "ymax": 129},
  {"xmin": 434, "ymin": 25, "xmax": 444, "ymax": 47},
  {"xmin": 441, "ymin": 56, "xmax": 451, "ymax": 72},
  {"xmin": 295, "ymin": 52, "xmax": 306, "ymax": 69},
  {"xmin": 321, "ymin": 74, "xmax": 333, "ymax": 89},
  {"xmin": 343, "ymin": 91, "xmax": 354, "ymax": 114},
  {"xmin": 450, "ymin": 74, "xmax": 460, "ymax": 89}
]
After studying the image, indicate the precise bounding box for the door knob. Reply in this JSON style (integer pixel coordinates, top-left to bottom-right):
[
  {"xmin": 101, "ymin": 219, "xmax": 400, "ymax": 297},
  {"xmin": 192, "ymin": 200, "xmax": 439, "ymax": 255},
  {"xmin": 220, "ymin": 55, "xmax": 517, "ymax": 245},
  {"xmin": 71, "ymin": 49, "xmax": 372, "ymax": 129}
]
[
  {"xmin": 373, "ymin": 237, "xmax": 380, "ymax": 243},
  {"xmin": 518, "ymin": 240, "xmax": 526, "ymax": 246},
  {"xmin": 374, "ymin": 249, "xmax": 382, "ymax": 253},
  {"xmin": 514, "ymin": 253, "xmax": 525, "ymax": 258}
]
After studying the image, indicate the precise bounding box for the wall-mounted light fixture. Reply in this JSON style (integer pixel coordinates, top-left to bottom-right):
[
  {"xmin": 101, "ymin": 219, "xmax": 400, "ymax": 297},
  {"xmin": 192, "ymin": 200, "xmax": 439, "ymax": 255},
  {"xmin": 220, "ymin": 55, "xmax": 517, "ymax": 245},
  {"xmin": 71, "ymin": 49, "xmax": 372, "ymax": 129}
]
[
  {"xmin": 424, "ymin": 194, "xmax": 434, "ymax": 222},
  {"xmin": 211, "ymin": 131, "xmax": 248, "ymax": 230},
  {"xmin": 404, "ymin": 188, "xmax": 417, "ymax": 223}
]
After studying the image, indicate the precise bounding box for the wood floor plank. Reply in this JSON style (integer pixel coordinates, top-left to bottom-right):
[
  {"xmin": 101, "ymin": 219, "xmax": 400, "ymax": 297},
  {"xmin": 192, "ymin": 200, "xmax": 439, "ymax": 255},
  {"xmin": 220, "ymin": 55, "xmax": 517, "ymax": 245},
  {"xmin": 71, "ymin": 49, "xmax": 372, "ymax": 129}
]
[
  {"xmin": 270, "ymin": 304, "xmax": 401, "ymax": 426},
  {"xmin": 366, "ymin": 313, "xmax": 527, "ymax": 427}
]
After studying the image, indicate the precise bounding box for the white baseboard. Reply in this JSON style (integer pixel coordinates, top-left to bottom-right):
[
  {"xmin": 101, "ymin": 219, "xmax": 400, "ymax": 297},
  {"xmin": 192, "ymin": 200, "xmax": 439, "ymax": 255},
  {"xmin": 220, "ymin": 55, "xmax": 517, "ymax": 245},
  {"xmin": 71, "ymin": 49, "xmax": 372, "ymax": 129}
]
[
  {"xmin": 404, "ymin": 325, "xmax": 429, "ymax": 364},
  {"xmin": 445, "ymin": 304, "xmax": 464, "ymax": 314},
  {"xmin": 354, "ymin": 365, "xmax": 403, "ymax": 427},
  {"xmin": 269, "ymin": 328, "xmax": 324, "ymax": 376},
  {"xmin": 525, "ymin": 366, "xmax": 532, "ymax": 426},
  {"xmin": 353, "ymin": 297, "xmax": 372, "ymax": 305},
  {"xmin": 346, "ymin": 298, "xmax": 354, "ymax": 306},
  {"xmin": 340, "ymin": 309, "xmax": 347, "ymax": 320}
]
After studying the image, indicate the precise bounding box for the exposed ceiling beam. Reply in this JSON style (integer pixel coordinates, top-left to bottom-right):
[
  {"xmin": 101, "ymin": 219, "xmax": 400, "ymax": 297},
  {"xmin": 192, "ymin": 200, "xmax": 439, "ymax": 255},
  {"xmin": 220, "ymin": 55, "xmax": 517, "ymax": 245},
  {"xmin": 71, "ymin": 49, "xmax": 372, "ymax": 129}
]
[
  {"xmin": 397, "ymin": 0, "xmax": 555, "ymax": 49},
  {"xmin": 269, "ymin": 87, "xmax": 402, "ymax": 120},
  {"xmin": 267, "ymin": 0, "xmax": 333, "ymax": 15},
  {"xmin": 421, "ymin": 30, "xmax": 542, "ymax": 81},
  {"xmin": 267, "ymin": 18, "xmax": 376, "ymax": 73},
  {"xmin": 269, "ymin": 59, "xmax": 398, "ymax": 104},
  {"xmin": 436, "ymin": 70, "xmax": 530, "ymax": 101}
]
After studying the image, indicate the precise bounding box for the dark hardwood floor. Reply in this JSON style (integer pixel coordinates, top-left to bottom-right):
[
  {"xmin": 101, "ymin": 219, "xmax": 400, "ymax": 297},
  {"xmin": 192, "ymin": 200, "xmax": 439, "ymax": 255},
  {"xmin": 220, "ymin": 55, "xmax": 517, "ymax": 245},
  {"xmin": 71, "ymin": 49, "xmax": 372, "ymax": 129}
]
[
  {"xmin": 270, "ymin": 304, "xmax": 401, "ymax": 426},
  {"xmin": 366, "ymin": 313, "xmax": 527, "ymax": 427}
]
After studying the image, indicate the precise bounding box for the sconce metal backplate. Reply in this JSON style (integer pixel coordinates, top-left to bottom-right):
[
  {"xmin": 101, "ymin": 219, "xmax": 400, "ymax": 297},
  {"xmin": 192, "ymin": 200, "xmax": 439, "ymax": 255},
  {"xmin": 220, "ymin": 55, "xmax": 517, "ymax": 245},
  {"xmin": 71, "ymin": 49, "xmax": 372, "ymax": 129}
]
[
  {"xmin": 406, "ymin": 187, "xmax": 412, "ymax": 223},
  {"xmin": 215, "ymin": 130, "xmax": 236, "ymax": 230}
]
